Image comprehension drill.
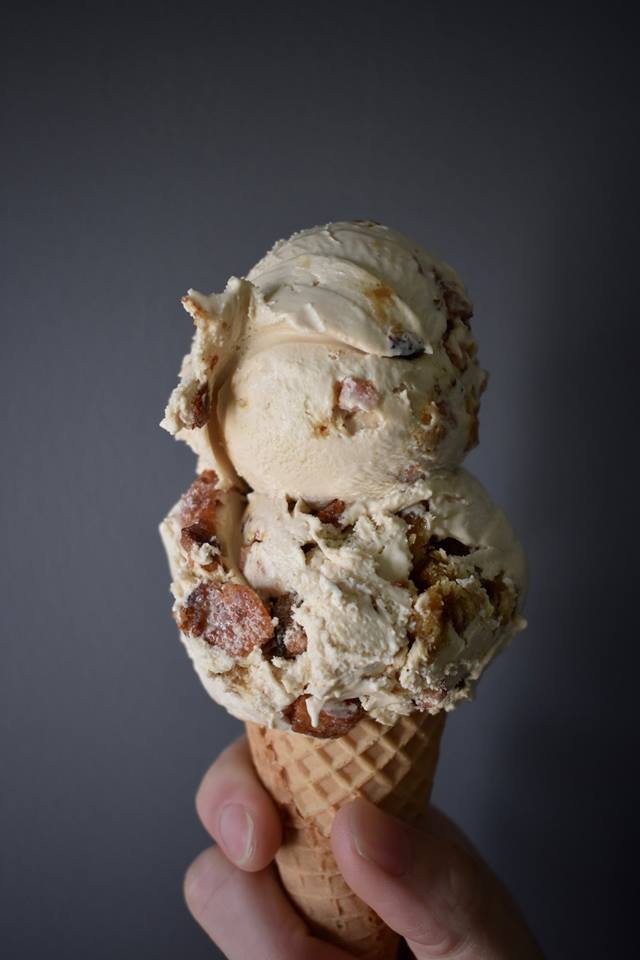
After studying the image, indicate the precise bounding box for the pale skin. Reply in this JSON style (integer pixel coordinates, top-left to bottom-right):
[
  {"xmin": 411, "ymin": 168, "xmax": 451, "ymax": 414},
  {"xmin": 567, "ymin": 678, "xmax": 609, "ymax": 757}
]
[{"xmin": 184, "ymin": 737, "xmax": 543, "ymax": 959}]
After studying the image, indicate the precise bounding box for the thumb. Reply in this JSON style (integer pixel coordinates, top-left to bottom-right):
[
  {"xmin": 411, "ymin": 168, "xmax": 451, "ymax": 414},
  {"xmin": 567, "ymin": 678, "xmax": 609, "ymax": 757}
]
[{"xmin": 331, "ymin": 799, "xmax": 542, "ymax": 960}]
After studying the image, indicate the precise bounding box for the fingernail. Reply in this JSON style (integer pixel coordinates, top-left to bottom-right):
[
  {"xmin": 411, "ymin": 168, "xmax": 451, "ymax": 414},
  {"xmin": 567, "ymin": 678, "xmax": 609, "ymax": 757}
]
[
  {"xmin": 346, "ymin": 800, "xmax": 414, "ymax": 877},
  {"xmin": 218, "ymin": 804, "xmax": 255, "ymax": 866}
]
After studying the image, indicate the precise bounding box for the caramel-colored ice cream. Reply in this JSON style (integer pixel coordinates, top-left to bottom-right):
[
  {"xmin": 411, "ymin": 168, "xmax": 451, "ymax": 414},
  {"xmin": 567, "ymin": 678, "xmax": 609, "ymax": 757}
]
[
  {"xmin": 160, "ymin": 468, "xmax": 525, "ymax": 729},
  {"xmin": 160, "ymin": 221, "xmax": 526, "ymax": 734},
  {"xmin": 162, "ymin": 221, "xmax": 486, "ymax": 502}
]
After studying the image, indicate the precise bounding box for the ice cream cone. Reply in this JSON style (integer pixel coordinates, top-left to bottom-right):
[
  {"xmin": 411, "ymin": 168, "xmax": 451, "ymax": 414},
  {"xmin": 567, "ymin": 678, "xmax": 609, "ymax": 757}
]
[{"xmin": 246, "ymin": 710, "xmax": 445, "ymax": 960}]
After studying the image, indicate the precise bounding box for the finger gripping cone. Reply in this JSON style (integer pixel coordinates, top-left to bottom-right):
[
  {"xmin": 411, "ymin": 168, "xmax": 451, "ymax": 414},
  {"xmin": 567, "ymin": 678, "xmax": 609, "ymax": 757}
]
[{"xmin": 246, "ymin": 711, "xmax": 445, "ymax": 960}]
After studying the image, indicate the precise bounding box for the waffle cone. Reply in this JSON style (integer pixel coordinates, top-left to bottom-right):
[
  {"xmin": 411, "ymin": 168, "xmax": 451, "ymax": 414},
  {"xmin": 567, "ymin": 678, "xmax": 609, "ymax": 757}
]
[{"xmin": 246, "ymin": 710, "xmax": 445, "ymax": 959}]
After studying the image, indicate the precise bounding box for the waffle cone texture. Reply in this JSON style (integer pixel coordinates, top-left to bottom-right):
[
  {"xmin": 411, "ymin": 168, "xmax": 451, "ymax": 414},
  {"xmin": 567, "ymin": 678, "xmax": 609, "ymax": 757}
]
[{"xmin": 246, "ymin": 711, "xmax": 445, "ymax": 960}]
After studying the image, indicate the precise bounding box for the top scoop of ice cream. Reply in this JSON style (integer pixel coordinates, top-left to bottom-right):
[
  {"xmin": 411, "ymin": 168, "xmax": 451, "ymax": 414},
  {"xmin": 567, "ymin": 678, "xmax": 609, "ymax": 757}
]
[{"xmin": 161, "ymin": 221, "xmax": 486, "ymax": 501}]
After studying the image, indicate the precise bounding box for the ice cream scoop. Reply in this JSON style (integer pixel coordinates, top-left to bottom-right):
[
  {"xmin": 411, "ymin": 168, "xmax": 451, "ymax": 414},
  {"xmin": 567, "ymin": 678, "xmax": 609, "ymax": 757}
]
[
  {"xmin": 160, "ymin": 220, "xmax": 526, "ymax": 735},
  {"xmin": 160, "ymin": 467, "xmax": 526, "ymax": 730},
  {"xmin": 162, "ymin": 221, "xmax": 486, "ymax": 502}
]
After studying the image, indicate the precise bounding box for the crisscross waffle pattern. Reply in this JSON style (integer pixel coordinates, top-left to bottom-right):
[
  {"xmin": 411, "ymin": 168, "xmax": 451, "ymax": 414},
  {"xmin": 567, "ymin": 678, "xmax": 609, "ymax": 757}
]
[{"xmin": 246, "ymin": 711, "xmax": 445, "ymax": 959}]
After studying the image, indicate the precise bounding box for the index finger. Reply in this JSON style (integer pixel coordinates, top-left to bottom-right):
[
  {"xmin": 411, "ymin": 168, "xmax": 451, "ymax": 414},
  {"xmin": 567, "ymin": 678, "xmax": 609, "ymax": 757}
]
[{"xmin": 196, "ymin": 735, "xmax": 282, "ymax": 872}]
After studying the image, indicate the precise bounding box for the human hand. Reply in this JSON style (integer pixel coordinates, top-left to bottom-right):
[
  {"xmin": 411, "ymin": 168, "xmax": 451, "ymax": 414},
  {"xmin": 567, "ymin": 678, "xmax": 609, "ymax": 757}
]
[{"xmin": 184, "ymin": 736, "xmax": 543, "ymax": 959}]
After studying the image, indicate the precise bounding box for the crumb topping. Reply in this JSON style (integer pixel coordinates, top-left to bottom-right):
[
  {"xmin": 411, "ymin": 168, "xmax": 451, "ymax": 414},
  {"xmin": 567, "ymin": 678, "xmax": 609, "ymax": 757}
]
[
  {"xmin": 284, "ymin": 695, "xmax": 364, "ymax": 737},
  {"xmin": 464, "ymin": 391, "xmax": 480, "ymax": 452},
  {"xmin": 178, "ymin": 582, "xmax": 274, "ymax": 657},
  {"xmin": 432, "ymin": 268, "xmax": 473, "ymax": 325},
  {"xmin": 179, "ymin": 471, "xmax": 220, "ymax": 526},
  {"xmin": 177, "ymin": 471, "xmax": 224, "ymax": 571},
  {"xmin": 336, "ymin": 377, "xmax": 381, "ymax": 412},
  {"xmin": 316, "ymin": 499, "xmax": 346, "ymax": 526},
  {"xmin": 264, "ymin": 593, "xmax": 308, "ymax": 659}
]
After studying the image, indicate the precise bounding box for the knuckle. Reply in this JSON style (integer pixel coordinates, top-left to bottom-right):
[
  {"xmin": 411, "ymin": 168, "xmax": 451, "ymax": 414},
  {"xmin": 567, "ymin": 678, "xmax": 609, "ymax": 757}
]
[
  {"xmin": 403, "ymin": 915, "xmax": 466, "ymax": 957},
  {"xmin": 441, "ymin": 851, "xmax": 483, "ymax": 919},
  {"xmin": 183, "ymin": 848, "xmax": 235, "ymax": 919},
  {"xmin": 405, "ymin": 848, "xmax": 487, "ymax": 958}
]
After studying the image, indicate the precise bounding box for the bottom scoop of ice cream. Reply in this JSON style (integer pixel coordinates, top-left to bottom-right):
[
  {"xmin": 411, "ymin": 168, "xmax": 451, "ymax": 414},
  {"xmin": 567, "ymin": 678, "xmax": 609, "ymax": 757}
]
[{"xmin": 160, "ymin": 468, "xmax": 526, "ymax": 733}]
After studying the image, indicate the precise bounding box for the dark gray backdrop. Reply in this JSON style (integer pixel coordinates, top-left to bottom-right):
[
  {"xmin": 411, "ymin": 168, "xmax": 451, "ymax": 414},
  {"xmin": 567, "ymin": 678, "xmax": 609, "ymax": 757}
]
[{"xmin": 2, "ymin": 2, "xmax": 637, "ymax": 957}]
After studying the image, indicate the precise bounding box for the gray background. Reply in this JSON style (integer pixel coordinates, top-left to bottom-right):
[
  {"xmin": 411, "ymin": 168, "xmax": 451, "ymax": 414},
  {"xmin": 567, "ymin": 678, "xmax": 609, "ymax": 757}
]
[{"xmin": 2, "ymin": 2, "xmax": 637, "ymax": 957}]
